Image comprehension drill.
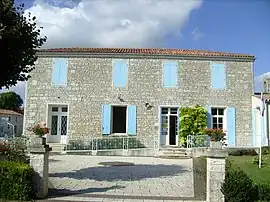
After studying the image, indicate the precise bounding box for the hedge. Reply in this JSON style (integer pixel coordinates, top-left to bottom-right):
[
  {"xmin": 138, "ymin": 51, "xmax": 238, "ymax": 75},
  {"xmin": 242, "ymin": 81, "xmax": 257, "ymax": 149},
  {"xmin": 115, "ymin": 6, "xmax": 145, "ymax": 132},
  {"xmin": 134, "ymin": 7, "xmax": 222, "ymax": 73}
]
[{"xmin": 0, "ymin": 161, "xmax": 35, "ymax": 201}]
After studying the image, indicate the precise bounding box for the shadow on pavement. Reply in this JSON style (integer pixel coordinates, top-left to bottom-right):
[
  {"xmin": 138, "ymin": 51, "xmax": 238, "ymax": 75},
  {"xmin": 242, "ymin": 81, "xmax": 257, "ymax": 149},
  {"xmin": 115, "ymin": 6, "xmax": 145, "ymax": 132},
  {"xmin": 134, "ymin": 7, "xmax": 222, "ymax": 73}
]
[{"xmin": 49, "ymin": 164, "xmax": 187, "ymax": 181}]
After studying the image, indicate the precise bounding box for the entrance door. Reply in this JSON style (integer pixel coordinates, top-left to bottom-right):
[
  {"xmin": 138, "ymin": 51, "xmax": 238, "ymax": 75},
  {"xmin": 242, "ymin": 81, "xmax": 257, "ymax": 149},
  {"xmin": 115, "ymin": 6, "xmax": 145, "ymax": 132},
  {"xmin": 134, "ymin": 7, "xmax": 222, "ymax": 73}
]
[
  {"xmin": 47, "ymin": 106, "xmax": 68, "ymax": 143},
  {"xmin": 160, "ymin": 107, "xmax": 179, "ymax": 146},
  {"xmin": 169, "ymin": 116, "xmax": 177, "ymax": 145}
]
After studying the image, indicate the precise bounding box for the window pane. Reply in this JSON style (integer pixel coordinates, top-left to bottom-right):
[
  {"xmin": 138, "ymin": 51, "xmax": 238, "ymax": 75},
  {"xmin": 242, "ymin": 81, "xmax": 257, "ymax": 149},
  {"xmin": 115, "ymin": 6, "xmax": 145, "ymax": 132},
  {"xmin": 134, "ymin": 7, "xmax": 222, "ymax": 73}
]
[
  {"xmin": 52, "ymin": 107, "xmax": 58, "ymax": 112},
  {"xmin": 218, "ymin": 108, "xmax": 224, "ymax": 115},
  {"xmin": 161, "ymin": 108, "xmax": 169, "ymax": 114},
  {"xmin": 62, "ymin": 107, "xmax": 68, "ymax": 112},
  {"xmin": 211, "ymin": 108, "xmax": 217, "ymax": 115},
  {"xmin": 170, "ymin": 108, "xmax": 178, "ymax": 114},
  {"xmin": 212, "ymin": 117, "xmax": 217, "ymax": 124},
  {"xmin": 218, "ymin": 117, "xmax": 223, "ymax": 123},
  {"xmin": 218, "ymin": 124, "xmax": 223, "ymax": 129},
  {"xmin": 213, "ymin": 124, "xmax": 218, "ymax": 129}
]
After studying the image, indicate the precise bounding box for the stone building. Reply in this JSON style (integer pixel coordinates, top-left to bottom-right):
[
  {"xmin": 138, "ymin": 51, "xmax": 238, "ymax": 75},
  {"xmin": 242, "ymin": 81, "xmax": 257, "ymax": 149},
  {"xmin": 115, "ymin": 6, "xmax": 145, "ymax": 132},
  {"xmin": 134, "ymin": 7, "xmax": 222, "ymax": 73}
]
[
  {"xmin": 0, "ymin": 109, "xmax": 23, "ymax": 138},
  {"xmin": 23, "ymin": 48, "xmax": 255, "ymax": 147}
]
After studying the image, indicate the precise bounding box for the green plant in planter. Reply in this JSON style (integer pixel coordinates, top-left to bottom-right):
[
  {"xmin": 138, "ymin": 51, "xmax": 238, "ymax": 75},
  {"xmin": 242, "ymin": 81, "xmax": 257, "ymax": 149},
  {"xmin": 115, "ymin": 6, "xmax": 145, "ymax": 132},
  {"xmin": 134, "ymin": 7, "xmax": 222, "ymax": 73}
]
[
  {"xmin": 27, "ymin": 122, "xmax": 49, "ymax": 137},
  {"xmin": 205, "ymin": 128, "xmax": 226, "ymax": 143},
  {"xmin": 179, "ymin": 105, "xmax": 207, "ymax": 146}
]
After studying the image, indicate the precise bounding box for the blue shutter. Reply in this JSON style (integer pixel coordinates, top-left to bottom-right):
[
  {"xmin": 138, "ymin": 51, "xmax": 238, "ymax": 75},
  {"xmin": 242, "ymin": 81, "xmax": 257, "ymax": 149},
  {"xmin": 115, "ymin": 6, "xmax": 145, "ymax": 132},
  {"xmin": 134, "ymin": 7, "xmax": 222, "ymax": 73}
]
[
  {"xmin": 52, "ymin": 58, "xmax": 68, "ymax": 86},
  {"xmin": 252, "ymin": 108, "xmax": 257, "ymax": 146},
  {"xmin": 102, "ymin": 105, "xmax": 111, "ymax": 135},
  {"xmin": 127, "ymin": 105, "xmax": 136, "ymax": 135},
  {"xmin": 206, "ymin": 106, "xmax": 212, "ymax": 128},
  {"xmin": 52, "ymin": 59, "xmax": 61, "ymax": 85},
  {"xmin": 211, "ymin": 63, "xmax": 226, "ymax": 89},
  {"xmin": 113, "ymin": 60, "xmax": 127, "ymax": 87},
  {"xmin": 59, "ymin": 59, "xmax": 68, "ymax": 85},
  {"xmin": 163, "ymin": 61, "xmax": 178, "ymax": 87},
  {"xmin": 227, "ymin": 107, "xmax": 236, "ymax": 146}
]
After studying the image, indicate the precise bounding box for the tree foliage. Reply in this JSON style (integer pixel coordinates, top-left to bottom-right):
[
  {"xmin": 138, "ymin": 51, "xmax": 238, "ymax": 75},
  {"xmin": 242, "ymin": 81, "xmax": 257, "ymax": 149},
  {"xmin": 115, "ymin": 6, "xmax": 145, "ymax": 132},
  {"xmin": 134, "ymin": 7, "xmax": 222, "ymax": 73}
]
[
  {"xmin": 0, "ymin": 0, "xmax": 46, "ymax": 89},
  {"xmin": 179, "ymin": 105, "xmax": 207, "ymax": 146},
  {"xmin": 0, "ymin": 91, "xmax": 23, "ymax": 111}
]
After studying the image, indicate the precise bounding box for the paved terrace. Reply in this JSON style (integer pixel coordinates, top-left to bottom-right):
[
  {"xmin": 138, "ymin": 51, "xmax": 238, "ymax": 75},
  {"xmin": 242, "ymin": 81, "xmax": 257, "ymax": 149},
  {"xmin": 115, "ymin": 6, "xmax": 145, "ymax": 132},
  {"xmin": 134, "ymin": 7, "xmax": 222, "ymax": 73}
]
[{"xmin": 44, "ymin": 155, "xmax": 202, "ymax": 202}]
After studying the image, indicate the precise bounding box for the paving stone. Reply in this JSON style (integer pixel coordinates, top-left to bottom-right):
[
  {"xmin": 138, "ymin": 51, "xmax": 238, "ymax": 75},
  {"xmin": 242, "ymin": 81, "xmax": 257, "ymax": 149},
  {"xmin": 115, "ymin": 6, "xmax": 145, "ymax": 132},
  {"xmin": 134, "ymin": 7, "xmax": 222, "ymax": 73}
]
[{"xmin": 48, "ymin": 155, "xmax": 194, "ymax": 201}]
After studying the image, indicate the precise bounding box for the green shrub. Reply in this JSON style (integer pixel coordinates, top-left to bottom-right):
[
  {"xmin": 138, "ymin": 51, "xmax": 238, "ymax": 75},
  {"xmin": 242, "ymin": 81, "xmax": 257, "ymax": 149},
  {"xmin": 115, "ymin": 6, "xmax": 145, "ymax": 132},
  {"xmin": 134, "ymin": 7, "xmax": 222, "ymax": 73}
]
[
  {"xmin": 252, "ymin": 156, "xmax": 266, "ymax": 166},
  {"xmin": 221, "ymin": 169, "xmax": 258, "ymax": 202},
  {"xmin": 0, "ymin": 161, "xmax": 35, "ymax": 201},
  {"xmin": 229, "ymin": 149, "xmax": 257, "ymax": 156},
  {"xmin": 179, "ymin": 105, "xmax": 207, "ymax": 146},
  {"xmin": 257, "ymin": 183, "xmax": 270, "ymax": 201}
]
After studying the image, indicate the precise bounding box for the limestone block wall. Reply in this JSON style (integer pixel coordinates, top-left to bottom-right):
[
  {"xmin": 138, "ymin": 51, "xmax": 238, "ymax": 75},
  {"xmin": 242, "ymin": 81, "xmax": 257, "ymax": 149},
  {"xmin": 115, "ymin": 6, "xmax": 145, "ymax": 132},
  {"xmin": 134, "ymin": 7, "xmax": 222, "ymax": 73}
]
[{"xmin": 24, "ymin": 54, "xmax": 253, "ymax": 146}]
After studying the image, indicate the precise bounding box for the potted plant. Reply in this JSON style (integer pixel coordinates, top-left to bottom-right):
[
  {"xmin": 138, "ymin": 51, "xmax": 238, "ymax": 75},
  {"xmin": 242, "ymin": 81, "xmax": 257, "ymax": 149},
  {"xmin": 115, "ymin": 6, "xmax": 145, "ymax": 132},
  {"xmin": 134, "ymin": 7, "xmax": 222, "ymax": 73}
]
[
  {"xmin": 205, "ymin": 128, "xmax": 226, "ymax": 149},
  {"xmin": 28, "ymin": 122, "xmax": 49, "ymax": 146}
]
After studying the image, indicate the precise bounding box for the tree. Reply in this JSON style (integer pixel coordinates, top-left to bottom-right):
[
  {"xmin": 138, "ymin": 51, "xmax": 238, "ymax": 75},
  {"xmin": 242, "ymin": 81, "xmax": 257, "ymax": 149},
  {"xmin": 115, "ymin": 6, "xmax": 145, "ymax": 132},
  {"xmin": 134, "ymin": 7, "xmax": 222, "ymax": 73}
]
[
  {"xmin": 0, "ymin": 0, "xmax": 46, "ymax": 89},
  {"xmin": 0, "ymin": 91, "xmax": 23, "ymax": 111}
]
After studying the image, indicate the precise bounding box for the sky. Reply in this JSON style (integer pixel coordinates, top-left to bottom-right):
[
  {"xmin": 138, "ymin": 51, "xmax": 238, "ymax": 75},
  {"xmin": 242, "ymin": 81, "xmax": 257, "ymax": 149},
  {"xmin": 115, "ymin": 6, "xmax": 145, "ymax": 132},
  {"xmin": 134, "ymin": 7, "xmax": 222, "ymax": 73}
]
[{"xmin": 2, "ymin": 0, "xmax": 270, "ymax": 102}]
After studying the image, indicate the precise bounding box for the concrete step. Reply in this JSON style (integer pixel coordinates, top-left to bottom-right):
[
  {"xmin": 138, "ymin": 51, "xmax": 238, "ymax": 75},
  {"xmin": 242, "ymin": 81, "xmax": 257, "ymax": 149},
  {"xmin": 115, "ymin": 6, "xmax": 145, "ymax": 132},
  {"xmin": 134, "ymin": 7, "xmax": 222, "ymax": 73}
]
[
  {"xmin": 48, "ymin": 143, "xmax": 65, "ymax": 153},
  {"xmin": 162, "ymin": 151, "xmax": 187, "ymax": 155},
  {"xmin": 158, "ymin": 155, "xmax": 191, "ymax": 159}
]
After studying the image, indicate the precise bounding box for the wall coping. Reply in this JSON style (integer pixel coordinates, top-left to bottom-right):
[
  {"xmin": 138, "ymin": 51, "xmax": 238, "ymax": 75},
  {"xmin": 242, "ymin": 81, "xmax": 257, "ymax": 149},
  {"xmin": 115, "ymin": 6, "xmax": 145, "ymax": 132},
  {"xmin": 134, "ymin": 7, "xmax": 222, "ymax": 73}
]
[{"xmin": 205, "ymin": 148, "xmax": 228, "ymax": 158}]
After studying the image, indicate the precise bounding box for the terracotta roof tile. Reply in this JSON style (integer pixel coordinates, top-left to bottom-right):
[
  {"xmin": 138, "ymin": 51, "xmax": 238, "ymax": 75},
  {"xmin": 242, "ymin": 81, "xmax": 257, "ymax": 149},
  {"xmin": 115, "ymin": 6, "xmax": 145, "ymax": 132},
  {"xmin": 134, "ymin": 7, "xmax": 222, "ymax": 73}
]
[
  {"xmin": 38, "ymin": 48, "xmax": 255, "ymax": 59},
  {"xmin": 0, "ymin": 109, "xmax": 23, "ymax": 116}
]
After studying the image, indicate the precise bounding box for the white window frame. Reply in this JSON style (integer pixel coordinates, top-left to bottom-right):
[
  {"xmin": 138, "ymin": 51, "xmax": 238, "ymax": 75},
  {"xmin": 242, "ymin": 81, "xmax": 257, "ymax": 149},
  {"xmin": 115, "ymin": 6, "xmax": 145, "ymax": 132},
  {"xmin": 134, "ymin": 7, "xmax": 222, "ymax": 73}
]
[{"xmin": 160, "ymin": 106, "xmax": 179, "ymax": 146}]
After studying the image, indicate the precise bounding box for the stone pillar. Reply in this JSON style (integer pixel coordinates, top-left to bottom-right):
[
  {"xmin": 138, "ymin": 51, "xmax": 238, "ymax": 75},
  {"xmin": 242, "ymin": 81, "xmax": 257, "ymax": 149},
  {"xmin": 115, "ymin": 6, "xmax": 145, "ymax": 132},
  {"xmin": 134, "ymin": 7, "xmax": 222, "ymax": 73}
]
[
  {"xmin": 206, "ymin": 149, "xmax": 228, "ymax": 202},
  {"xmin": 29, "ymin": 143, "xmax": 51, "ymax": 199}
]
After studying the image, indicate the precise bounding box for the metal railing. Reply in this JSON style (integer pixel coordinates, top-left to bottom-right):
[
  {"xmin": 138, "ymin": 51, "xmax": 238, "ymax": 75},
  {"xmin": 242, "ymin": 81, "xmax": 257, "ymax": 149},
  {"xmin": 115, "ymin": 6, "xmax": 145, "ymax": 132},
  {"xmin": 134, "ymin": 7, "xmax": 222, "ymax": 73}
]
[
  {"xmin": 187, "ymin": 135, "xmax": 210, "ymax": 148},
  {"xmin": 66, "ymin": 135, "xmax": 159, "ymax": 152}
]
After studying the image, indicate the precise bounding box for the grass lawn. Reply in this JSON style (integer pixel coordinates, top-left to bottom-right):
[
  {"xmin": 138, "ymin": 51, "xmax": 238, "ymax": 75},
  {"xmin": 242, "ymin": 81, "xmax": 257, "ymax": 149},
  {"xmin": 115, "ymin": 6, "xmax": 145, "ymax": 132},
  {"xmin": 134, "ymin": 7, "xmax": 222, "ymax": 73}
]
[{"xmin": 229, "ymin": 155, "xmax": 270, "ymax": 184}]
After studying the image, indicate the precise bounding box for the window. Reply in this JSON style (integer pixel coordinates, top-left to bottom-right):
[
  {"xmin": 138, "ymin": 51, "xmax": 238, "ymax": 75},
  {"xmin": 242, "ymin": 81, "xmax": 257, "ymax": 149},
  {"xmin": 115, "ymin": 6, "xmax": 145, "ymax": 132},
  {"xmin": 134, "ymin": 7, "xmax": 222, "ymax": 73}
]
[
  {"xmin": 8, "ymin": 117, "xmax": 11, "ymax": 121},
  {"xmin": 14, "ymin": 125, "xmax": 17, "ymax": 135},
  {"xmin": 52, "ymin": 58, "xmax": 68, "ymax": 86},
  {"xmin": 52, "ymin": 107, "xmax": 58, "ymax": 112},
  {"xmin": 163, "ymin": 61, "xmax": 178, "ymax": 88},
  {"xmin": 211, "ymin": 63, "xmax": 226, "ymax": 89},
  {"xmin": 211, "ymin": 108, "xmax": 225, "ymax": 129},
  {"xmin": 62, "ymin": 107, "xmax": 68, "ymax": 112},
  {"xmin": 15, "ymin": 117, "xmax": 18, "ymax": 122},
  {"xmin": 113, "ymin": 59, "xmax": 128, "ymax": 87}
]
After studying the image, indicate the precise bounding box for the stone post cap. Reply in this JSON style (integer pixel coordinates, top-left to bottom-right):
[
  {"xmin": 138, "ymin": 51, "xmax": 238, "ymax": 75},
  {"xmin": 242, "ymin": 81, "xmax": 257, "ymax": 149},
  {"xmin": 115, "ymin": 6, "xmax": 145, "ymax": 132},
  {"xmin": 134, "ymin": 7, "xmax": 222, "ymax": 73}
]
[{"xmin": 206, "ymin": 148, "xmax": 228, "ymax": 158}]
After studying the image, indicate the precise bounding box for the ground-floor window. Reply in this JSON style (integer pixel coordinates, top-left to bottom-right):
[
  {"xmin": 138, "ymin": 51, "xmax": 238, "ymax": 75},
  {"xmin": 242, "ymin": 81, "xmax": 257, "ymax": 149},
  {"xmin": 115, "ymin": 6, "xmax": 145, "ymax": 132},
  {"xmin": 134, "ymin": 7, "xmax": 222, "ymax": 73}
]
[
  {"xmin": 102, "ymin": 105, "xmax": 137, "ymax": 135},
  {"xmin": 211, "ymin": 108, "xmax": 225, "ymax": 129},
  {"xmin": 112, "ymin": 106, "xmax": 127, "ymax": 133}
]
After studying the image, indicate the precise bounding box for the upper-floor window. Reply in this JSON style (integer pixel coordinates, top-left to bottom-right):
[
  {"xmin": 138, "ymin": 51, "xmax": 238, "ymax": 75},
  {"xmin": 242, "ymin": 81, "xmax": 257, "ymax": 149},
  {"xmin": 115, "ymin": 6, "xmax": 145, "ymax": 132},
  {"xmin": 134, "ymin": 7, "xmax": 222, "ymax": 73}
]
[
  {"xmin": 211, "ymin": 108, "xmax": 225, "ymax": 129},
  {"xmin": 52, "ymin": 58, "xmax": 68, "ymax": 86},
  {"xmin": 211, "ymin": 63, "xmax": 226, "ymax": 89},
  {"xmin": 15, "ymin": 117, "xmax": 18, "ymax": 122},
  {"xmin": 113, "ymin": 59, "xmax": 128, "ymax": 87},
  {"xmin": 163, "ymin": 61, "xmax": 178, "ymax": 88},
  {"xmin": 8, "ymin": 117, "xmax": 11, "ymax": 121}
]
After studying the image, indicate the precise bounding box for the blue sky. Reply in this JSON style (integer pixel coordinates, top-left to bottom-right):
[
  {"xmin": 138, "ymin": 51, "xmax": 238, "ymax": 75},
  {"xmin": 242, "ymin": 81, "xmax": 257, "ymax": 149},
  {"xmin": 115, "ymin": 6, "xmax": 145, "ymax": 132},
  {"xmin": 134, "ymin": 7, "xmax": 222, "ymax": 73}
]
[{"xmin": 4, "ymin": 0, "xmax": 270, "ymax": 100}]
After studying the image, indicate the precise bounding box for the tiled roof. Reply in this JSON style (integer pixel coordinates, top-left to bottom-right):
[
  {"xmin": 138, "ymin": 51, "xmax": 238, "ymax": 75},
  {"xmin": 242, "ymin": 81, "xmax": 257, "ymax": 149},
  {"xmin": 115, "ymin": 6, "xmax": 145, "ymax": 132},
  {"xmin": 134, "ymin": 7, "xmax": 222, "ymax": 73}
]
[
  {"xmin": 38, "ymin": 48, "xmax": 255, "ymax": 59},
  {"xmin": 0, "ymin": 109, "xmax": 23, "ymax": 116}
]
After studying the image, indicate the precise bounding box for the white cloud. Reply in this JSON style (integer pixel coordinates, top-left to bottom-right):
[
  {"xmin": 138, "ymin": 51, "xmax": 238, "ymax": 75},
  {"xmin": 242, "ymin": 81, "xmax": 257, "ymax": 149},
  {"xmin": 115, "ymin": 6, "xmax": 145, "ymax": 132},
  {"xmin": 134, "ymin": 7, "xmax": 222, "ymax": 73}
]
[
  {"xmin": 25, "ymin": 0, "xmax": 203, "ymax": 48},
  {"xmin": 191, "ymin": 28, "xmax": 204, "ymax": 41},
  {"xmin": 254, "ymin": 72, "xmax": 270, "ymax": 92}
]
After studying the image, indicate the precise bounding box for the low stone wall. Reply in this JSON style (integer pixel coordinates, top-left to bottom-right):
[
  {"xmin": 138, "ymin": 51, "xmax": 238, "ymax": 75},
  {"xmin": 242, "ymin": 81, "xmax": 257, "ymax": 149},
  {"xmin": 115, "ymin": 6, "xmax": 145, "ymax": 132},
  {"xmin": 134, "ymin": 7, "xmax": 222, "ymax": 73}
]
[{"xmin": 66, "ymin": 148, "xmax": 159, "ymax": 157}]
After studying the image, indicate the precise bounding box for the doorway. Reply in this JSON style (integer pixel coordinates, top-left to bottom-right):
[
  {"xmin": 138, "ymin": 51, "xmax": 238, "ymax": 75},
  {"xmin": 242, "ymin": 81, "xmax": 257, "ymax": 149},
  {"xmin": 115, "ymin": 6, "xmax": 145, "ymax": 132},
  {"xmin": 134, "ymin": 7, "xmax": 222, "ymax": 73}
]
[
  {"xmin": 160, "ymin": 107, "xmax": 179, "ymax": 146},
  {"xmin": 47, "ymin": 105, "xmax": 68, "ymax": 143},
  {"xmin": 112, "ymin": 106, "xmax": 127, "ymax": 134}
]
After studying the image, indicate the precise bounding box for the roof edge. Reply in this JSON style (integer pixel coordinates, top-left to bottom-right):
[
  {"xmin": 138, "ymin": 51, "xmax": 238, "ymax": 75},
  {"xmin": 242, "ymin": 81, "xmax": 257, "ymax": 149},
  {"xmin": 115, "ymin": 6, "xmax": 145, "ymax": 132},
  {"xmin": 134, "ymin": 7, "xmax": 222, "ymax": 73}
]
[{"xmin": 36, "ymin": 51, "xmax": 256, "ymax": 62}]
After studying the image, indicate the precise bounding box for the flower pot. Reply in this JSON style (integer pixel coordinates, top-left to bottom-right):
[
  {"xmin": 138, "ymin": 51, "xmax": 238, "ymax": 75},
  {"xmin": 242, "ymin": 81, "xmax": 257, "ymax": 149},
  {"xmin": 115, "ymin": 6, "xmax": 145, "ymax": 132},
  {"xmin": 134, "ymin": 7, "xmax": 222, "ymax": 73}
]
[{"xmin": 210, "ymin": 141, "xmax": 222, "ymax": 149}]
